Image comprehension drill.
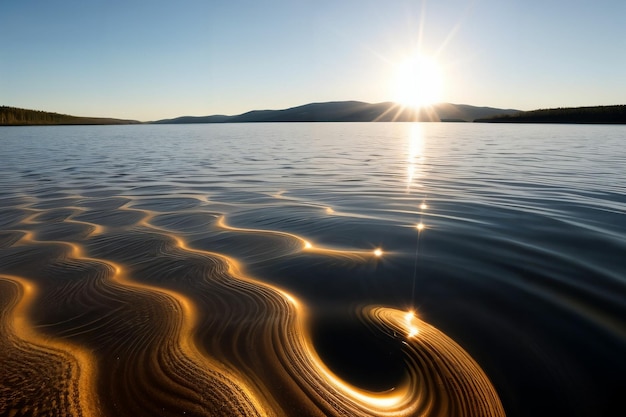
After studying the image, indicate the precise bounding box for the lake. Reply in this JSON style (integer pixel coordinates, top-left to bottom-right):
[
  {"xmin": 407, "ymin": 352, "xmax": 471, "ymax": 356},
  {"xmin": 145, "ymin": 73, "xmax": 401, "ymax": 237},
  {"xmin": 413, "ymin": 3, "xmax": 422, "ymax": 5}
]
[{"xmin": 1, "ymin": 122, "xmax": 624, "ymax": 417}]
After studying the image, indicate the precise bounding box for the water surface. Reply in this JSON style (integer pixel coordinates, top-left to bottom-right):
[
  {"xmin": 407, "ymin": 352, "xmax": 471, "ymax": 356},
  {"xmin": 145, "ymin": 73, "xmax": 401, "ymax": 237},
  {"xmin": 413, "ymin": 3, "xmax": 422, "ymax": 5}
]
[{"xmin": 1, "ymin": 122, "xmax": 624, "ymax": 417}]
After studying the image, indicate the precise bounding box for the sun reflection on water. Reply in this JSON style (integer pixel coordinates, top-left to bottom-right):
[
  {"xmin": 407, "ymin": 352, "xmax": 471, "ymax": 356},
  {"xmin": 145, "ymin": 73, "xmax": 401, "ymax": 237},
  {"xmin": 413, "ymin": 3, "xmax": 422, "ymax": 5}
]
[
  {"xmin": 404, "ymin": 311, "xmax": 419, "ymax": 338},
  {"xmin": 405, "ymin": 124, "xmax": 430, "ymax": 313},
  {"xmin": 406, "ymin": 124, "xmax": 425, "ymax": 194}
]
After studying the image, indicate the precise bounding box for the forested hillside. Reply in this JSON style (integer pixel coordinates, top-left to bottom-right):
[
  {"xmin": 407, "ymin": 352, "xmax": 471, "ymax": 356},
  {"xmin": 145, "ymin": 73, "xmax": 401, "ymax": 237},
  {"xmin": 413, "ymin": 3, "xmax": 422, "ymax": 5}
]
[
  {"xmin": 474, "ymin": 105, "xmax": 626, "ymax": 124},
  {"xmin": 0, "ymin": 106, "xmax": 140, "ymax": 125}
]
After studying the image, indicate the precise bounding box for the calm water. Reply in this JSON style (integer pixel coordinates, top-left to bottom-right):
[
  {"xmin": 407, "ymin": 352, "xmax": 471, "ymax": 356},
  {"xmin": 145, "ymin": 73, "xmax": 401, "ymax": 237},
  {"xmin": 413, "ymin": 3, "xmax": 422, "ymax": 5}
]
[{"xmin": 1, "ymin": 123, "xmax": 625, "ymax": 417}]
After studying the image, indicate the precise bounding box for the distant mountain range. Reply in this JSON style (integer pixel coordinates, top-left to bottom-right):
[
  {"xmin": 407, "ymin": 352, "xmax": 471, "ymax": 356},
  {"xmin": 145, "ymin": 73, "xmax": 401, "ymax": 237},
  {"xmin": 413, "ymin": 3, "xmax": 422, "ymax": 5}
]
[
  {"xmin": 151, "ymin": 101, "xmax": 518, "ymax": 124},
  {"xmin": 3, "ymin": 102, "xmax": 625, "ymax": 126}
]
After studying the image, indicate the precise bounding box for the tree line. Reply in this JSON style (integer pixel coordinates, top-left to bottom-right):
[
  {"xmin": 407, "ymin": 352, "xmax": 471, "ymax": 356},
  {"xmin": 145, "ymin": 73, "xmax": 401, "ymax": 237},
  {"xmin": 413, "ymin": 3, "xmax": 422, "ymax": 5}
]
[
  {"xmin": 474, "ymin": 105, "xmax": 626, "ymax": 124},
  {"xmin": 0, "ymin": 106, "xmax": 140, "ymax": 125}
]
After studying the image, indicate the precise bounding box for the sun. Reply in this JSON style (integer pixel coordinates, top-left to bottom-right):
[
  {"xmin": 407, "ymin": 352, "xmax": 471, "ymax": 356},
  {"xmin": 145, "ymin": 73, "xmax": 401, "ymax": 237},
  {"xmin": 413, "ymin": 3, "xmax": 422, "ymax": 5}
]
[{"xmin": 392, "ymin": 54, "xmax": 444, "ymax": 109}]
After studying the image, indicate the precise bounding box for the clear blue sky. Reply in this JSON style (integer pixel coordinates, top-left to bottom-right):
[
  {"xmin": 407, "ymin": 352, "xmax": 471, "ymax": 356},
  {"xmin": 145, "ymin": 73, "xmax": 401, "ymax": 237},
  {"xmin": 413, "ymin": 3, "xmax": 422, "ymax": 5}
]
[{"xmin": 1, "ymin": 0, "xmax": 624, "ymax": 121}]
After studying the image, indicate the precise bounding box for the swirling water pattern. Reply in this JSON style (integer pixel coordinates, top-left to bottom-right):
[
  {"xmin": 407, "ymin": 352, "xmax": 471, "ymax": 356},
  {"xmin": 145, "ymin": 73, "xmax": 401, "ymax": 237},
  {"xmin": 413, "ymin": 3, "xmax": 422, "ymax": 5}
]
[{"xmin": 0, "ymin": 122, "xmax": 624, "ymax": 417}]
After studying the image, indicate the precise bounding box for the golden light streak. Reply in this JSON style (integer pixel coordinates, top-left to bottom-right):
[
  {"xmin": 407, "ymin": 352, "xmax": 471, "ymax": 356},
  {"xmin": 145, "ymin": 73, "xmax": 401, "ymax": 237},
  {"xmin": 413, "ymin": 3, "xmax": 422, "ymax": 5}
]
[
  {"xmin": 0, "ymin": 274, "xmax": 99, "ymax": 417},
  {"xmin": 216, "ymin": 215, "xmax": 380, "ymax": 259},
  {"xmin": 367, "ymin": 306, "xmax": 506, "ymax": 416}
]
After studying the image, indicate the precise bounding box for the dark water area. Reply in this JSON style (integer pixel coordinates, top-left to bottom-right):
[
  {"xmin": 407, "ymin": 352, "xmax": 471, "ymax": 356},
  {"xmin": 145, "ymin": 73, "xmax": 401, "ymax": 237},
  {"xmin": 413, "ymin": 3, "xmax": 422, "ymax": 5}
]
[{"xmin": 0, "ymin": 122, "xmax": 624, "ymax": 417}]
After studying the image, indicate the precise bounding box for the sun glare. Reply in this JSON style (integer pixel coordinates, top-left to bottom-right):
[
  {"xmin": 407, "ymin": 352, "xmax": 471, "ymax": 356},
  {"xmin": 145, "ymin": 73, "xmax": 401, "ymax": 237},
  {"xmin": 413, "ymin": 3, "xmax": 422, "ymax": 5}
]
[{"xmin": 392, "ymin": 54, "xmax": 443, "ymax": 109}]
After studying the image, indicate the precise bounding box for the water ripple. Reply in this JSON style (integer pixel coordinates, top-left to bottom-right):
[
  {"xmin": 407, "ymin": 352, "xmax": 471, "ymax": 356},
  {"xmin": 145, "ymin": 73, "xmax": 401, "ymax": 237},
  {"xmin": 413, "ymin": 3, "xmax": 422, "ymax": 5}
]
[{"xmin": 1, "ymin": 123, "xmax": 624, "ymax": 417}]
